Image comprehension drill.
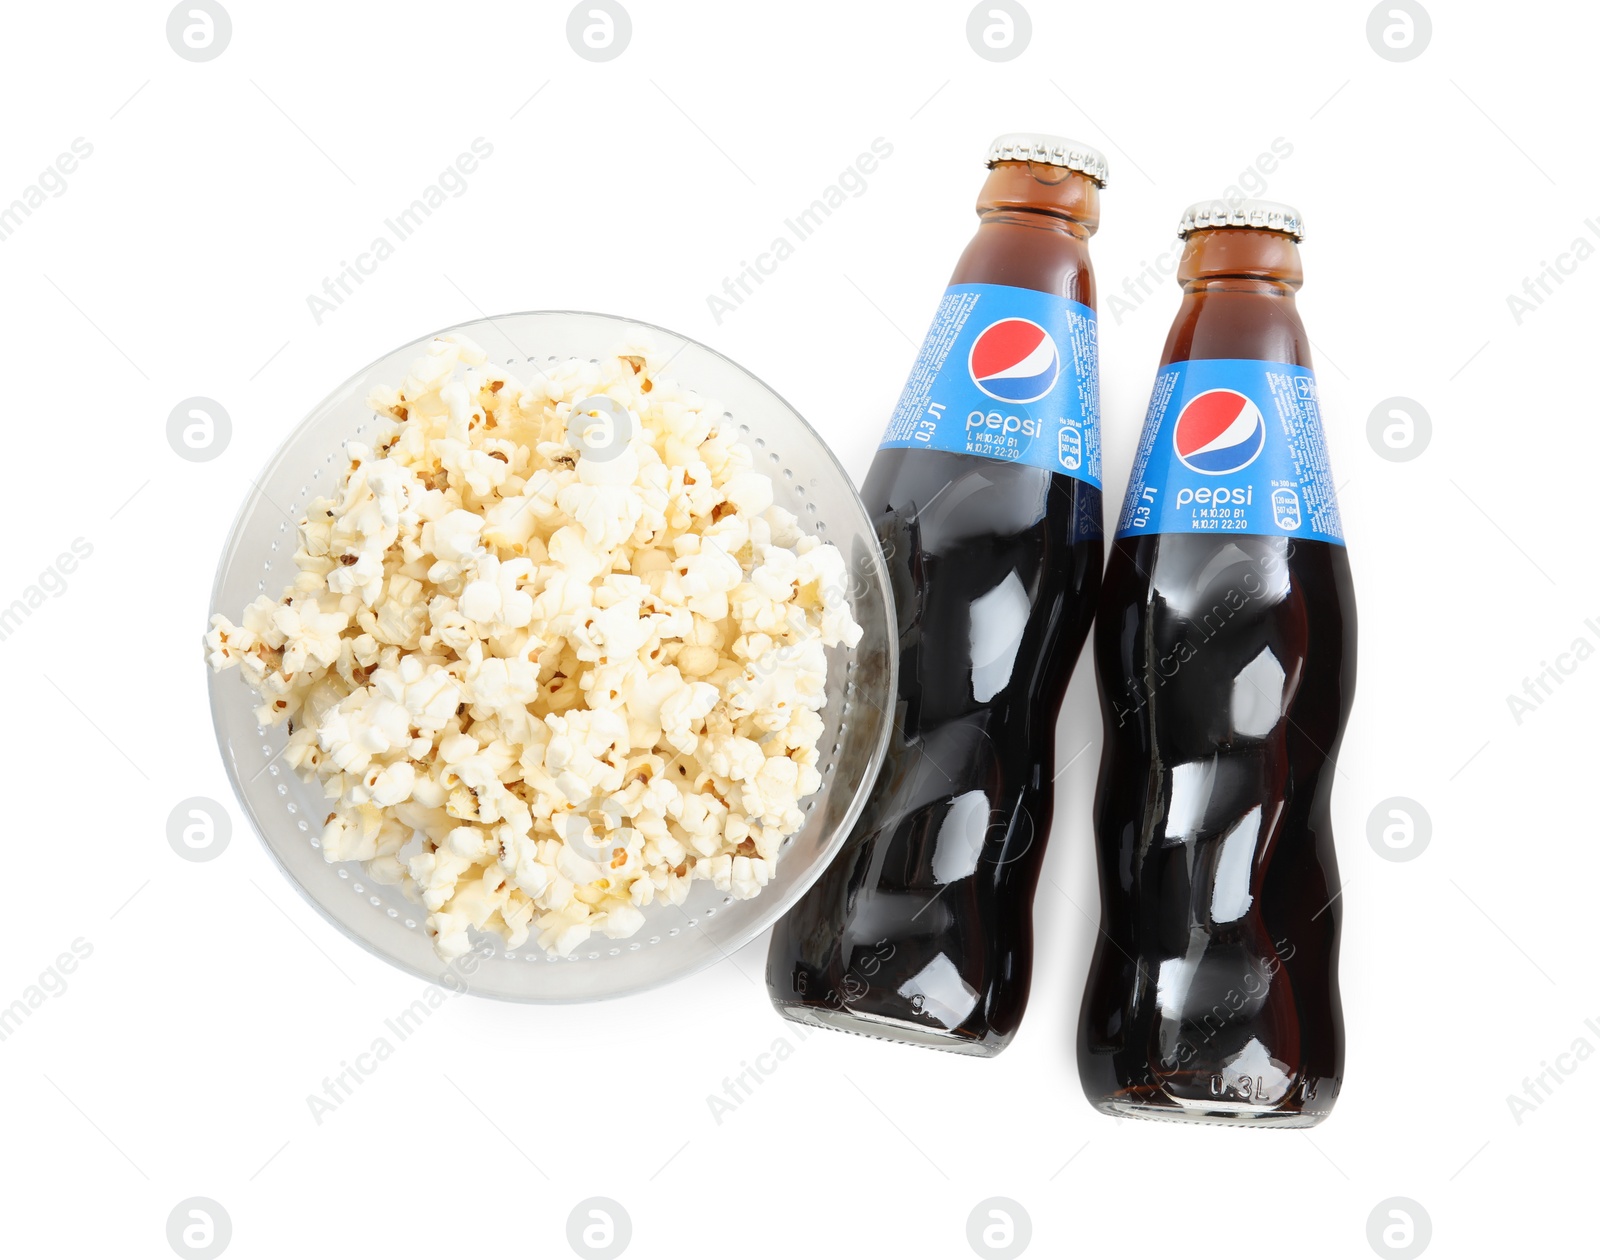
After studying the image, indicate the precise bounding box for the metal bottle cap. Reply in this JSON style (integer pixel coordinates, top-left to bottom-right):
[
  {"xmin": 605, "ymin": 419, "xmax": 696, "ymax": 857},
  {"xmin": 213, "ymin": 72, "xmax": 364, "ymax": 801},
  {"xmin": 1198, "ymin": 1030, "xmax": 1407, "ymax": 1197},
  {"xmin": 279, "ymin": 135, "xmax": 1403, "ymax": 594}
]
[
  {"xmin": 987, "ymin": 133, "xmax": 1109, "ymax": 187},
  {"xmin": 1178, "ymin": 199, "xmax": 1305, "ymax": 241}
]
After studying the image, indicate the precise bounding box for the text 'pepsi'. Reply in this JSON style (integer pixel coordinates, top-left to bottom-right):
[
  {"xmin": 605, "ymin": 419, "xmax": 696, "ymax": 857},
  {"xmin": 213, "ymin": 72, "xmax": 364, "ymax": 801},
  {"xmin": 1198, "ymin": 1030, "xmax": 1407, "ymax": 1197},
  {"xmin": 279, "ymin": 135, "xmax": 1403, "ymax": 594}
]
[
  {"xmin": 767, "ymin": 134, "xmax": 1108, "ymax": 1056},
  {"xmin": 1078, "ymin": 199, "xmax": 1356, "ymax": 1126}
]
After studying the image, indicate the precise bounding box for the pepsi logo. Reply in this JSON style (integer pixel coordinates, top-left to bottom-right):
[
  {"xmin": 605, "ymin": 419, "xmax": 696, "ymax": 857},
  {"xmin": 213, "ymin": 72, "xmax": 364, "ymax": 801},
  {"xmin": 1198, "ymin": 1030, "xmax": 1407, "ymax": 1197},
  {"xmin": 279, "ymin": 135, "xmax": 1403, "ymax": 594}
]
[
  {"xmin": 1173, "ymin": 389, "xmax": 1267, "ymax": 475},
  {"xmin": 968, "ymin": 318, "xmax": 1060, "ymax": 404}
]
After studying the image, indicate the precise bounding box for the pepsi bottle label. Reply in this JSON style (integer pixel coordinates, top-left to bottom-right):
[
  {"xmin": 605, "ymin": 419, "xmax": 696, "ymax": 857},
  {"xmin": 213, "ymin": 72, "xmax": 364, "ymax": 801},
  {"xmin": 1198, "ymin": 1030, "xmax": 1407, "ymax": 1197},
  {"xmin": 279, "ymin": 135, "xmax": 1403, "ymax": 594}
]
[
  {"xmin": 877, "ymin": 283, "xmax": 1102, "ymax": 486},
  {"xmin": 1114, "ymin": 359, "xmax": 1345, "ymax": 545}
]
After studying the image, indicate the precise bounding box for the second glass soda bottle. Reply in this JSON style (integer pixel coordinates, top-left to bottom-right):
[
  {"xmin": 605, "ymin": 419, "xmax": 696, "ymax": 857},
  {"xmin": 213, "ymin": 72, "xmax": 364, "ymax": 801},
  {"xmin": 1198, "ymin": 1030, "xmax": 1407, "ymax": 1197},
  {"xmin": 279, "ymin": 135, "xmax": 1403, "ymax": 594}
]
[
  {"xmin": 766, "ymin": 134, "xmax": 1107, "ymax": 1055},
  {"xmin": 1078, "ymin": 200, "xmax": 1355, "ymax": 1123}
]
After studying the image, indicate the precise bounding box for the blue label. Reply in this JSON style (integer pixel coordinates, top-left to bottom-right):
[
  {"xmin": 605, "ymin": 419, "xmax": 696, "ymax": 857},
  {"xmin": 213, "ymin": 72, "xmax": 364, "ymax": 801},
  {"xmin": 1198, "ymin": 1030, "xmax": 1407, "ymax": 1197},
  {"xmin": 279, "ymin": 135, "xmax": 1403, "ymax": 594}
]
[
  {"xmin": 877, "ymin": 282, "xmax": 1101, "ymax": 486},
  {"xmin": 1114, "ymin": 359, "xmax": 1345, "ymax": 545}
]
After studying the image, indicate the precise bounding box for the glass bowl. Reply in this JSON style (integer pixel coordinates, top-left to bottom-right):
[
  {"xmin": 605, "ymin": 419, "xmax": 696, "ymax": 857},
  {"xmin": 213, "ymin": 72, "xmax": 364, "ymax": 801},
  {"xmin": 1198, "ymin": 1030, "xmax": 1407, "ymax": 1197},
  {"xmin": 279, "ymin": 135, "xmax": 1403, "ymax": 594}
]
[{"xmin": 206, "ymin": 311, "xmax": 895, "ymax": 1001}]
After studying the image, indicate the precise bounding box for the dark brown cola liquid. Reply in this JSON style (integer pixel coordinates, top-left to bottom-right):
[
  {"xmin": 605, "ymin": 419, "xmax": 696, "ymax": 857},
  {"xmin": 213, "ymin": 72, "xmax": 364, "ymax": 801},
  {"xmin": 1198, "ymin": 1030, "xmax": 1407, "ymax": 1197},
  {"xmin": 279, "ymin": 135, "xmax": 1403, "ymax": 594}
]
[
  {"xmin": 766, "ymin": 157, "xmax": 1104, "ymax": 1055},
  {"xmin": 1077, "ymin": 224, "xmax": 1356, "ymax": 1122}
]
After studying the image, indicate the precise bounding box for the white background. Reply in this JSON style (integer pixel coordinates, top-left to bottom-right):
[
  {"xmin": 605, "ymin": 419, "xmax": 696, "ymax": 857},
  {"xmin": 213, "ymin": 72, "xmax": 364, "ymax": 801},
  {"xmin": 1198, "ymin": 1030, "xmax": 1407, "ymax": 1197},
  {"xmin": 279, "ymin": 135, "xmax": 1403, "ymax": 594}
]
[{"xmin": 2, "ymin": 2, "xmax": 1592, "ymax": 1257}]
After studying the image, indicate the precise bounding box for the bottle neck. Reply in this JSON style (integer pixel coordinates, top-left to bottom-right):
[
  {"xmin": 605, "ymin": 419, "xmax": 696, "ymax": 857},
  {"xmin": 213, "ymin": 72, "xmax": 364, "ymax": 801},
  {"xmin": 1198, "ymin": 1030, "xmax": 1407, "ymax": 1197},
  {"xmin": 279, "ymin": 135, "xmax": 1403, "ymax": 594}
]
[
  {"xmin": 1163, "ymin": 228, "xmax": 1310, "ymax": 368},
  {"xmin": 948, "ymin": 162, "xmax": 1099, "ymax": 307}
]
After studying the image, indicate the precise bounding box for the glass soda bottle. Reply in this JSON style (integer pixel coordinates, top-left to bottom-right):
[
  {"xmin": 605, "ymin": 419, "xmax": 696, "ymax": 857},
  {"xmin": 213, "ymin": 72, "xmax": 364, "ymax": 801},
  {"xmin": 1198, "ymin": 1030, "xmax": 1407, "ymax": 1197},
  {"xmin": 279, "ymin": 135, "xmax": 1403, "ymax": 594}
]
[
  {"xmin": 767, "ymin": 134, "xmax": 1108, "ymax": 1056},
  {"xmin": 1078, "ymin": 200, "xmax": 1355, "ymax": 1123}
]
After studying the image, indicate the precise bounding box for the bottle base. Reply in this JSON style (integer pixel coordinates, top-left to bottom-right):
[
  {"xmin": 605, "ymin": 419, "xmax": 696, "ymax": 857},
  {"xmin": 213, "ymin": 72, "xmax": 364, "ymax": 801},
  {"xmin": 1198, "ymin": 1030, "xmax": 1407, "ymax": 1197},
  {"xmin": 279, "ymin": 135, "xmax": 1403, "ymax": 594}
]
[
  {"xmin": 773, "ymin": 1000, "xmax": 1004, "ymax": 1058},
  {"xmin": 1087, "ymin": 1095, "xmax": 1329, "ymax": 1128}
]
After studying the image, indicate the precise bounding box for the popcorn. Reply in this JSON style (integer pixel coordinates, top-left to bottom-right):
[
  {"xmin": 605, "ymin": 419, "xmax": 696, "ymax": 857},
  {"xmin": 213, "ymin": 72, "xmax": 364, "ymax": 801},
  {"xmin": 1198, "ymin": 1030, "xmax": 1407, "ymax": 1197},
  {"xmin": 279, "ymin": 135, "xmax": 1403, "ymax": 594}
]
[
  {"xmin": 425, "ymin": 508, "xmax": 483, "ymax": 563},
  {"xmin": 207, "ymin": 337, "xmax": 861, "ymax": 961},
  {"xmin": 457, "ymin": 555, "xmax": 536, "ymax": 632}
]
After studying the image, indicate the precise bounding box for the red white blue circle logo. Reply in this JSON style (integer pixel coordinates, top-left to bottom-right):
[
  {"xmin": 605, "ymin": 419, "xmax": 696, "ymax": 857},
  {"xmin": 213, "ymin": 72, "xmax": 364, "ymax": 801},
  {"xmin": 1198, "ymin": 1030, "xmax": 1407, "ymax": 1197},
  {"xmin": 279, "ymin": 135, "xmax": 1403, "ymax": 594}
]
[
  {"xmin": 1173, "ymin": 389, "xmax": 1266, "ymax": 474},
  {"xmin": 968, "ymin": 318, "xmax": 1060, "ymax": 404}
]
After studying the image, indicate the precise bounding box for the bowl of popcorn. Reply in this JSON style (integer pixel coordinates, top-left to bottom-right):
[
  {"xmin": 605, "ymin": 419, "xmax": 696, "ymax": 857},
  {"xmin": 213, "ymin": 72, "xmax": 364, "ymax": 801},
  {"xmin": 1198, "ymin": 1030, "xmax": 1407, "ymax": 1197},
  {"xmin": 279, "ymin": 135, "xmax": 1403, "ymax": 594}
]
[{"xmin": 205, "ymin": 312, "xmax": 895, "ymax": 1000}]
